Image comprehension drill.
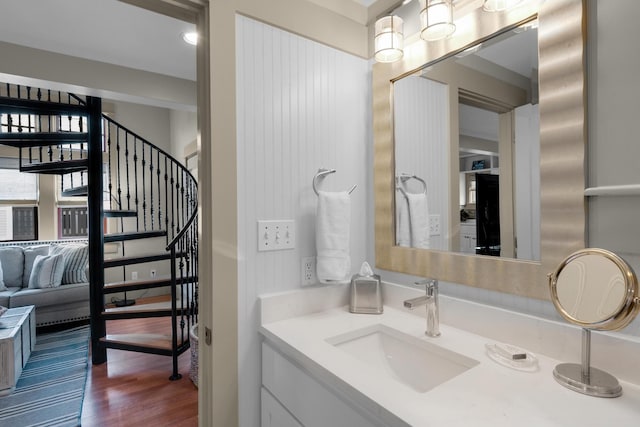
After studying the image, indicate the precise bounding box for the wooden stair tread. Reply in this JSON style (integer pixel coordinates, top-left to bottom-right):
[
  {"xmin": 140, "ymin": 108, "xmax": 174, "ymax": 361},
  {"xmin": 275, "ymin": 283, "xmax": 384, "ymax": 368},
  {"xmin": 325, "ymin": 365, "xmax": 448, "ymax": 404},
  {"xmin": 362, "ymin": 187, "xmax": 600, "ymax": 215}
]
[
  {"xmin": 104, "ymin": 253, "xmax": 173, "ymax": 268},
  {"xmin": 101, "ymin": 333, "xmax": 187, "ymax": 351},
  {"xmin": 104, "ymin": 300, "xmax": 173, "ymax": 314},
  {"xmin": 61, "ymin": 185, "xmax": 88, "ymax": 197},
  {"xmin": 104, "ymin": 230, "xmax": 166, "ymax": 242},
  {"xmin": 103, "ymin": 277, "xmax": 172, "ymax": 293},
  {"xmin": 0, "ymin": 131, "xmax": 88, "ymax": 147},
  {"xmin": 104, "ymin": 209, "xmax": 137, "ymax": 218},
  {"xmin": 20, "ymin": 158, "xmax": 89, "ymax": 174},
  {"xmin": 0, "ymin": 96, "xmax": 88, "ymax": 116}
]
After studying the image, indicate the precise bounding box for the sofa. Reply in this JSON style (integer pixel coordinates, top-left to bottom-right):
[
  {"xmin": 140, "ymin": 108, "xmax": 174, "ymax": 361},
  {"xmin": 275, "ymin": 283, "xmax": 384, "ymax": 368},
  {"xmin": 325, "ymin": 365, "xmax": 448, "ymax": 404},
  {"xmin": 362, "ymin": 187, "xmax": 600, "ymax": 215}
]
[{"xmin": 0, "ymin": 239, "xmax": 90, "ymax": 327}]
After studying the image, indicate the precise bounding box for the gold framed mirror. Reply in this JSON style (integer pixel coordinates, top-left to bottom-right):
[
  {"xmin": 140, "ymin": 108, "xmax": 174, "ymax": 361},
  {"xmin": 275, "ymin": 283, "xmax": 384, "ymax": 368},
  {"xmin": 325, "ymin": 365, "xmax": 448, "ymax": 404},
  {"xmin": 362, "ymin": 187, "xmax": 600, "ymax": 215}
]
[{"xmin": 374, "ymin": 0, "xmax": 586, "ymax": 300}]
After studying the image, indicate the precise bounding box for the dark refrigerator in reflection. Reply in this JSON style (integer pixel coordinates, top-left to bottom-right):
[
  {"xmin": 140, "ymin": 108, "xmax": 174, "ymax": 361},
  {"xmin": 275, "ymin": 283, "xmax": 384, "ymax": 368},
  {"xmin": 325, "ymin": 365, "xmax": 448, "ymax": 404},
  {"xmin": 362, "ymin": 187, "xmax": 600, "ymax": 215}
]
[{"xmin": 476, "ymin": 174, "xmax": 500, "ymax": 256}]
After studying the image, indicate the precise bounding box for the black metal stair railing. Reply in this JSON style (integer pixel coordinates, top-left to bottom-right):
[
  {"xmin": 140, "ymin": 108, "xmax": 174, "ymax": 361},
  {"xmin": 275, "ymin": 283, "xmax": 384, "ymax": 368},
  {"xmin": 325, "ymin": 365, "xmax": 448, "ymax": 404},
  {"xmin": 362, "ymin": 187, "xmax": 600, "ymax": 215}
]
[
  {"xmin": 0, "ymin": 82, "xmax": 198, "ymax": 378},
  {"xmin": 102, "ymin": 115, "xmax": 199, "ymax": 371}
]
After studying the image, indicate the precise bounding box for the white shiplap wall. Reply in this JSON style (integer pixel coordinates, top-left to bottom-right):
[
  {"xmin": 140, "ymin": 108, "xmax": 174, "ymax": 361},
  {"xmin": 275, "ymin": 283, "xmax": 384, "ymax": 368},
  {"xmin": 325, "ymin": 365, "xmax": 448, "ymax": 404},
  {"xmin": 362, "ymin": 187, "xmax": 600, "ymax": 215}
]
[
  {"xmin": 394, "ymin": 76, "xmax": 449, "ymax": 250},
  {"xmin": 236, "ymin": 15, "xmax": 369, "ymax": 427}
]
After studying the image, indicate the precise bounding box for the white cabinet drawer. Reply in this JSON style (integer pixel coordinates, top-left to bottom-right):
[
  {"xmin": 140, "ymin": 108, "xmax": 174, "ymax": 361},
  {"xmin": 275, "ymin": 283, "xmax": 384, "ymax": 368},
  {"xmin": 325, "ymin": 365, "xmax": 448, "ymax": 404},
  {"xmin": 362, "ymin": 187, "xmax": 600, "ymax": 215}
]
[
  {"xmin": 261, "ymin": 387, "xmax": 303, "ymax": 427},
  {"xmin": 262, "ymin": 342, "xmax": 383, "ymax": 427}
]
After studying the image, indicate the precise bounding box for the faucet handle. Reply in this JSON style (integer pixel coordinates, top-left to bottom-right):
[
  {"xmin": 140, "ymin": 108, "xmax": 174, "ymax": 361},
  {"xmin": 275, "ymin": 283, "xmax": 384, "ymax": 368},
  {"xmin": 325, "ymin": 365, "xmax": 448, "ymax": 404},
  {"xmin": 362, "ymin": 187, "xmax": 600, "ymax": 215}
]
[
  {"xmin": 414, "ymin": 278, "xmax": 437, "ymax": 288},
  {"xmin": 414, "ymin": 279, "xmax": 438, "ymax": 297}
]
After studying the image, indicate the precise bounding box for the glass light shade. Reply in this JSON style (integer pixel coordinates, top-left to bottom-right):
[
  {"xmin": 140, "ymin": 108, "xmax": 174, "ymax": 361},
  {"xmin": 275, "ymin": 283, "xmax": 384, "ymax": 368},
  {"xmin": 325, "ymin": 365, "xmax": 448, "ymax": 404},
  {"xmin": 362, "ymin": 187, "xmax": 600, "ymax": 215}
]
[
  {"xmin": 182, "ymin": 32, "xmax": 198, "ymax": 46},
  {"xmin": 482, "ymin": 0, "xmax": 525, "ymax": 12},
  {"xmin": 420, "ymin": 0, "xmax": 456, "ymax": 42},
  {"xmin": 374, "ymin": 16, "xmax": 404, "ymax": 63}
]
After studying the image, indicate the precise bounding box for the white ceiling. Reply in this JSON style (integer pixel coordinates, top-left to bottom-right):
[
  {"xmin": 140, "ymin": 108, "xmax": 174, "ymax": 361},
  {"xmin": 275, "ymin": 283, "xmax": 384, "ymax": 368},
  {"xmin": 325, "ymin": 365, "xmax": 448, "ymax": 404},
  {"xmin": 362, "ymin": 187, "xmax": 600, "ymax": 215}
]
[{"xmin": 0, "ymin": 0, "xmax": 197, "ymax": 81}]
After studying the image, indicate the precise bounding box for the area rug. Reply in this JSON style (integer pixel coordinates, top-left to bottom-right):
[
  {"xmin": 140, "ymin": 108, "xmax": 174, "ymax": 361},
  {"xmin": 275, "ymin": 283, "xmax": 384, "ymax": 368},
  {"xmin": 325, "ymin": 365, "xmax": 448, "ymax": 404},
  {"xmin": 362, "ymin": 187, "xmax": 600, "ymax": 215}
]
[{"xmin": 0, "ymin": 325, "xmax": 90, "ymax": 427}]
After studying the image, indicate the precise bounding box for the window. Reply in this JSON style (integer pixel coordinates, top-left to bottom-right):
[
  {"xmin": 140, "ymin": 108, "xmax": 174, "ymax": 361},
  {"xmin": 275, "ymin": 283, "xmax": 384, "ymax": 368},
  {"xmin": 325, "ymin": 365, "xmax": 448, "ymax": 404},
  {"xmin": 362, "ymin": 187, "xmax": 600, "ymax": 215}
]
[
  {"xmin": 0, "ymin": 168, "xmax": 38, "ymax": 200},
  {"xmin": 58, "ymin": 206, "xmax": 88, "ymax": 238},
  {"xmin": 0, "ymin": 206, "xmax": 38, "ymax": 241},
  {"xmin": 0, "ymin": 157, "xmax": 39, "ymax": 241}
]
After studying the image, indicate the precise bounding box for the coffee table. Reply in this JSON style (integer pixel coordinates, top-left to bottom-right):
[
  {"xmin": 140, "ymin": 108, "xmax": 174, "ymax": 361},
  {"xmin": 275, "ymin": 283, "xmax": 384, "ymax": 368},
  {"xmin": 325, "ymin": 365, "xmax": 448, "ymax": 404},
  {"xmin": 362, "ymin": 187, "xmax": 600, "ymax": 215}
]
[{"xmin": 0, "ymin": 305, "xmax": 36, "ymax": 395}]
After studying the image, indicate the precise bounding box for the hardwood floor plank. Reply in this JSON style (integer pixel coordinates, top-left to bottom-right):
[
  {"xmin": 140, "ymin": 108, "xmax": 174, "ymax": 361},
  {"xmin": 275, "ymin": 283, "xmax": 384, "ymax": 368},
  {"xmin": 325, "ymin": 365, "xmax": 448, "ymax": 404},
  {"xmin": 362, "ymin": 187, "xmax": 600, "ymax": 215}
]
[{"xmin": 81, "ymin": 316, "xmax": 198, "ymax": 426}]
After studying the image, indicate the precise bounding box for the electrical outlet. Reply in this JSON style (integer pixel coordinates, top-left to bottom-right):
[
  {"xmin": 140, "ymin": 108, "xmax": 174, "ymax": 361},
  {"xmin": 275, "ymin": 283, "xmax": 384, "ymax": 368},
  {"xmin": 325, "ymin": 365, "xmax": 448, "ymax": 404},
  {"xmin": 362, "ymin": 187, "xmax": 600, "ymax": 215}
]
[
  {"xmin": 150, "ymin": 269, "xmax": 157, "ymax": 278},
  {"xmin": 131, "ymin": 271, "xmax": 138, "ymax": 280},
  {"xmin": 429, "ymin": 214, "xmax": 441, "ymax": 236},
  {"xmin": 302, "ymin": 257, "xmax": 316, "ymax": 286}
]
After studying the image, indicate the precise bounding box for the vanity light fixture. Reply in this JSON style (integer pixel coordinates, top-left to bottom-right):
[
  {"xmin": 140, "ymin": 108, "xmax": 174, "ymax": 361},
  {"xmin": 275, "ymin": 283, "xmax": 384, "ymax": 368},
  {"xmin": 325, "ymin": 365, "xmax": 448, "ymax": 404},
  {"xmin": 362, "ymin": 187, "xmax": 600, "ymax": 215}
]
[
  {"xmin": 181, "ymin": 31, "xmax": 198, "ymax": 46},
  {"xmin": 374, "ymin": 15, "xmax": 404, "ymax": 63},
  {"xmin": 482, "ymin": 0, "xmax": 525, "ymax": 12},
  {"xmin": 420, "ymin": 0, "xmax": 456, "ymax": 42}
]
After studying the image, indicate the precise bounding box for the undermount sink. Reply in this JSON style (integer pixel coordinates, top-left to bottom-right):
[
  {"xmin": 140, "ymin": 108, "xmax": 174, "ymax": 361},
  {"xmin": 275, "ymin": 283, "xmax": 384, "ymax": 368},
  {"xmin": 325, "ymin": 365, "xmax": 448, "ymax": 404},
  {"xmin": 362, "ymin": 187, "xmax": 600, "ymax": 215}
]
[{"xmin": 327, "ymin": 324, "xmax": 479, "ymax": 393}]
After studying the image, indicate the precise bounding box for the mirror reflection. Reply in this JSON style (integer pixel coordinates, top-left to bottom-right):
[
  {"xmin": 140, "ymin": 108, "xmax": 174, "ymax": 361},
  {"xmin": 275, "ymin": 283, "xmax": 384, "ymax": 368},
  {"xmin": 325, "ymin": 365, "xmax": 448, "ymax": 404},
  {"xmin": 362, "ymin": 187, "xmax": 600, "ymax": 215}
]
[
  {"xmin": 394, "ymin": 21, "xmax": 540, "ymax": 260},
  {"xmin": 555, "ymin": 253, "xmax": 627, "ymax": 324}
]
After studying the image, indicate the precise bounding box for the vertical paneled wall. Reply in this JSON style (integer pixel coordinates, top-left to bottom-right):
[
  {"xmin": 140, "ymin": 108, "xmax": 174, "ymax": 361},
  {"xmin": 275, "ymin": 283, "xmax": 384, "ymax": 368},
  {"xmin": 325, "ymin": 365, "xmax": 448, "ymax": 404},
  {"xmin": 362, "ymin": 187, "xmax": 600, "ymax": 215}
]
[
  {"xmin": 586, "ymin": 0, "xmax": 640, "ymax": 336},
  {"xmin": 394, "ymin": 76, "xmax": 449, "ymax": 250},
  {"xmin": 236, "ymin": 15, "xmax": 369, "ymax": 427}
]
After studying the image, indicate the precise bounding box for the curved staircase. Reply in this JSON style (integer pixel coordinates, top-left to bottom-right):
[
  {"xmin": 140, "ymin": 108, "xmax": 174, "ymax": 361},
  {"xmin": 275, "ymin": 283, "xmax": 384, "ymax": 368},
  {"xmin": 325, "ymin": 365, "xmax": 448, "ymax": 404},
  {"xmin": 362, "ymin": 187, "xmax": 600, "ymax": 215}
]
[{"xmin": 0, "ymin": 83, "xmax": 198, "ymax": 380}]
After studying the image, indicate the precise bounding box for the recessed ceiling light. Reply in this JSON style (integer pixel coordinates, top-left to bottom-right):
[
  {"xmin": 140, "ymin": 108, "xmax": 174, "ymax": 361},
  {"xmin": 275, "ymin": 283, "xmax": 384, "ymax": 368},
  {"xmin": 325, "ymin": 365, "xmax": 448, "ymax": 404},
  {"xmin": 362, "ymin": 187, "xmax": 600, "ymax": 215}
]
[{"xmin": 182, "ymin": 32, "xmax": 198, "ymax": 46}]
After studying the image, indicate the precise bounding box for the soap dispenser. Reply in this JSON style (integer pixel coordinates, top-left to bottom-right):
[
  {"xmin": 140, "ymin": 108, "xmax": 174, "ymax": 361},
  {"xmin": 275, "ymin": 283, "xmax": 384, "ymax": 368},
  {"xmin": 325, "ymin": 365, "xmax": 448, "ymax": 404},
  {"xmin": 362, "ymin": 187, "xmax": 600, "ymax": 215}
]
[{"xmin": 349, "ymin": 262, "xmax": 383, "ymax": 314}]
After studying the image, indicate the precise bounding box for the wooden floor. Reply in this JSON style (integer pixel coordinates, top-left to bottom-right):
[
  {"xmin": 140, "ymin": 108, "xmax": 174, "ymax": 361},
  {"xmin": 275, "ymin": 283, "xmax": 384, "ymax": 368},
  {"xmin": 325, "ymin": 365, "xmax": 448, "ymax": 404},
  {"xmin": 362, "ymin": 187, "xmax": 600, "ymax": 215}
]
[{"xmin": 80, "ymin": 316, "xmax": 198, "ymax": 426}]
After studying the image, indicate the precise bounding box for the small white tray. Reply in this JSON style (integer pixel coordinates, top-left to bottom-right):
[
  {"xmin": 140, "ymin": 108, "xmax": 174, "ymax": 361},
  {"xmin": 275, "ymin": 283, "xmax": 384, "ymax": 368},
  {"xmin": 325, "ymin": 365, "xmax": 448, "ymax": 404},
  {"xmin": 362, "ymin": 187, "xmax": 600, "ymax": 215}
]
[{"xmin": 485, "ymin": 342, "xmax": 539, "ymax": 372}]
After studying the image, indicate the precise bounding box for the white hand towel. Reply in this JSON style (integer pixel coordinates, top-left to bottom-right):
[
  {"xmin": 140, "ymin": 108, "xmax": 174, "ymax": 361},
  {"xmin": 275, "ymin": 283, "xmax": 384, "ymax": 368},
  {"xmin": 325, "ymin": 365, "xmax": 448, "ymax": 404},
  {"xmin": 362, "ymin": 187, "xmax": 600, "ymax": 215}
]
[
  {"xmin": 406, "ymin": 192, "xmax": 430, "ymax": 249},
  {"xmin": 316, "ymin": 190, "xmax": 351, "ymax": 284},
  {"xmin": 396, "ymin": 192, "xmax": 410, "ymax": 247}
]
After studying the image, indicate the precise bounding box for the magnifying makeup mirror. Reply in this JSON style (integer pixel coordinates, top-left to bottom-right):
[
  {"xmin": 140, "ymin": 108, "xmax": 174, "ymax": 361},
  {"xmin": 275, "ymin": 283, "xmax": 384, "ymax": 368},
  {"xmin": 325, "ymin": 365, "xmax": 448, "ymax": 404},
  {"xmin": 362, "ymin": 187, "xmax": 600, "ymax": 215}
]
[{"xmin": 549, "ymin": 248, "xmax": 640, "ymax": 397}]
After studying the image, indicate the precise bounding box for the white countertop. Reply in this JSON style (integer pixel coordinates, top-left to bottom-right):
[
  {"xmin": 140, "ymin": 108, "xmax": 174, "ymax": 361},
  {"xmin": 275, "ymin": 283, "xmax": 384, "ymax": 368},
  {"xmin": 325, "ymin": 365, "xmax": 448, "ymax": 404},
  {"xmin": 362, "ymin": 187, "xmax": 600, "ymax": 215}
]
[{"xmin": 260, "ymin": 305, "xmax": 640, "ymax": 427}]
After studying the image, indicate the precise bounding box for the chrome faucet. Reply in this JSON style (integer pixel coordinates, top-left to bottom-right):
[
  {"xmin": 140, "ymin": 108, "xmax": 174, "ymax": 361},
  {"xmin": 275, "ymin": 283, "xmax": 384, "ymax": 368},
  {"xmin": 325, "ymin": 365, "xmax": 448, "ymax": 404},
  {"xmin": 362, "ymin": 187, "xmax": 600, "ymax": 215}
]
[{"xmin": 403, "ymin": 279, "xmax": 440, "ymax": 337}]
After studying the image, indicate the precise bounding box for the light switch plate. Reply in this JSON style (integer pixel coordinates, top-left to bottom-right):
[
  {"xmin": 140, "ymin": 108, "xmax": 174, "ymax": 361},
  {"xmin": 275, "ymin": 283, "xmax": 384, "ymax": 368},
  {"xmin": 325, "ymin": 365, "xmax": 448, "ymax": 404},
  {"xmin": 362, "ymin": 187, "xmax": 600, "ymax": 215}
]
[
  {"xmin": 258, "ymin": 220, "xmax": 295, "ymax": 251},
  {"xmin": 429, "ymin": 214, "xmax": 441, "ymax": 236}
]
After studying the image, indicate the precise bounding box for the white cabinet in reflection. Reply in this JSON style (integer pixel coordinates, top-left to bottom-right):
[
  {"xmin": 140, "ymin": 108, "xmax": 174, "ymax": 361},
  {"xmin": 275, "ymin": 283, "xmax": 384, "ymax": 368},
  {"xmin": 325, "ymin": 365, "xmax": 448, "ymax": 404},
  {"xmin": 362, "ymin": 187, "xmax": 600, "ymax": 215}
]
[{"xmin": 460, "ymin": 221, "xmax": 477, "ymax": 254}]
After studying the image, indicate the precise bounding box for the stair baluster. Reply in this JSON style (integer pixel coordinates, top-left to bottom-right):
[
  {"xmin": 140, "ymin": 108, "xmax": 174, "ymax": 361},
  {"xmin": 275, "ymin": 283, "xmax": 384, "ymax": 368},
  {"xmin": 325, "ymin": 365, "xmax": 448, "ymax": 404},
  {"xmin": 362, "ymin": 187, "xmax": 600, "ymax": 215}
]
[
  {"xmin": 133, "ymin": 138, "xmax": 139, "ymax": 230},
  {"xmin": 157, "ymin": 150, "xmax": 161, "ymax": 232},
  {"xmin": 149, "ymin": 147, "xmax": 155, "ymax": 230},
  {"xmin": 142, "ymin": 143, "xmax": 147, "ymax": 231},
  {"xmin": 170, "ymin": 162, "xmax": 175, "ymax": 240},
  {"xmin": 116, "ymin": 128, "xmax": 122, "ymax": 208},
  {"xmin": 125, "ymin": 133, "xmax": 131, "ymax": 212},
  {"xmin": 107, "ymin": 132, "xmax": 113, "ymax": 208}
]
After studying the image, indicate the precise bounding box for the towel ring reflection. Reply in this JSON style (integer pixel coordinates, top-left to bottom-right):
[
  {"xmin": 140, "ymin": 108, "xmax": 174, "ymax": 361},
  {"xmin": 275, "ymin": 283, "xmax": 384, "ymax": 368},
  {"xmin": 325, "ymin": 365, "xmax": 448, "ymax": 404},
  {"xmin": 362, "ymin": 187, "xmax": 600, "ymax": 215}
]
[
  {"xmin": 396, "ymin": 173, "xmax": 427, "ymax": 195},
  {"xmin": 313, "ymin": 168, "xmax": 357, "ymax": 196}
]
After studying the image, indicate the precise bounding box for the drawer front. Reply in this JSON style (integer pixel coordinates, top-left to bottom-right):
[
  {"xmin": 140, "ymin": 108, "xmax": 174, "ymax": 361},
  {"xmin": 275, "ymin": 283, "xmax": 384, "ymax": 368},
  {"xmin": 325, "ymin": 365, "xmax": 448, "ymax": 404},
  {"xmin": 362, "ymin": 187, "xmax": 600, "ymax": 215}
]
[
  {"xmin": 261, "ymin": 387, "xmax": 303, "ymax": 427},
  {"xmin": 262, "ymin": 342, "xmax": 383, "ymax": 427}
]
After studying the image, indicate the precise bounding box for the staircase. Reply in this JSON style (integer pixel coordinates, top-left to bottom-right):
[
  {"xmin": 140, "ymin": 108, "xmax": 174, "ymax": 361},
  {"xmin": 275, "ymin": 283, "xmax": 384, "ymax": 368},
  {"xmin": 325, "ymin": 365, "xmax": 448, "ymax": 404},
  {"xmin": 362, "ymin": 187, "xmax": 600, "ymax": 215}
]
[{"xmin": 0, "ymin": 83, "xmax": 198, "ymax": 380}]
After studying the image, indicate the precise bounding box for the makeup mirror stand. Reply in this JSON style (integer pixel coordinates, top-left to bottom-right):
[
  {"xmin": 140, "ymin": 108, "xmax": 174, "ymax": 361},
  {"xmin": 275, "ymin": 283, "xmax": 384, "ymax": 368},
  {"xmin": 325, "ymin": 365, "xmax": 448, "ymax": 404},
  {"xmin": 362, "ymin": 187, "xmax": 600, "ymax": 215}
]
[
  {"xmin": 549, "ymin": 248, "xmax": 640, "ymax": 398},
  {"xmin": 553, "ymin": 328, "xmax": 622, "ymax": 398}
]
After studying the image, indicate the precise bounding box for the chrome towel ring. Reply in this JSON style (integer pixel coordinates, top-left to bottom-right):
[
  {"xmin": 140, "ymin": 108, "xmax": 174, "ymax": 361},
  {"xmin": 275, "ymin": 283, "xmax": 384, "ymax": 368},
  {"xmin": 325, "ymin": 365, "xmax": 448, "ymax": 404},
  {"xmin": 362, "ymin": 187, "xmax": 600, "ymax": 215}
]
[
  {"xmin": 396, "ymin": 173, "xmax": 427, "ymax": 195},
  {"xmin": 313, "ymin": 168, "xmax": 357, "ymax": 196}
]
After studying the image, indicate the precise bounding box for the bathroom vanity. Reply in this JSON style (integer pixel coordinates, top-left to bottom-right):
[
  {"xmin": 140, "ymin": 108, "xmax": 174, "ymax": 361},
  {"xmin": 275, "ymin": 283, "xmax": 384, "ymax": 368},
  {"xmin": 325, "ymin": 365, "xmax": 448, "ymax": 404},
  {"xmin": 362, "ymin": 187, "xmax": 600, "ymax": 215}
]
[{"xmin": 259, "ymin": 284, "xmax": 640, "ymax": 427}]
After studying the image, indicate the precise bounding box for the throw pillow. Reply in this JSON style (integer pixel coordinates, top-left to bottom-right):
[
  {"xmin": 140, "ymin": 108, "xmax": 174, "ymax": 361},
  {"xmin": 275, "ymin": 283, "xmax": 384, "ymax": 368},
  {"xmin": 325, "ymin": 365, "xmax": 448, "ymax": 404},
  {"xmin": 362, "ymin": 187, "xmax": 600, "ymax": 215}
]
[
  {"xmin": 50, "ymin": 243, "xmax": 89, "ymax": 284},
  {"xmin": 28, "ymin": 254, "xmax": 65, "ymax": 289},
  {"xmin": 22, "ymin": 245, "xmax": 51, "ymax": 287},
  {"xmin": 0, "ymin": 260, "xmax": 6, "ymax": 291},
  {"xmin": 0, "ymin": 247, "xmax": 24, "ymax": 287}
]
